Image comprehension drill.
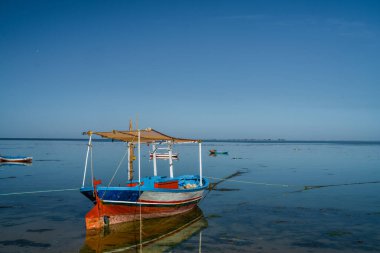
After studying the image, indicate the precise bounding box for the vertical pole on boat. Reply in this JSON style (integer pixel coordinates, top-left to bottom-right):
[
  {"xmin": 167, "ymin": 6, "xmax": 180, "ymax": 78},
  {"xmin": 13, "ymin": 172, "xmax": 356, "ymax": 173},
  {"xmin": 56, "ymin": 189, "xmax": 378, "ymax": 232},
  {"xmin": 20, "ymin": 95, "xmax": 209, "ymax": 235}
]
[
  {"xmin": 168, "ymin": 142, "xmax": 173, "ymax": 178},
  {"xmin": 127, "ymin": 142, "xmax": 131, "ymax": 180},
  {"xmin": 199, "ymin": 141, "xmax": 203, "ymax": 186},
  {"xmin": 152, "ymin": 143, "xmax": 157, "ymax": 176},
  {"xmin": 138, "ymin": 130, "xmax": 141, "ymax": 184},
  {"xmin": 128, "ymin": 143, "xmax": 135, "ymax": 180},
  {"xmin": 128, "ymin": 119, "xmax": 134, "ymax": 181},
  {"xmin": 82, "ymin": 133, "xmax": 92, "ymax": 188}
]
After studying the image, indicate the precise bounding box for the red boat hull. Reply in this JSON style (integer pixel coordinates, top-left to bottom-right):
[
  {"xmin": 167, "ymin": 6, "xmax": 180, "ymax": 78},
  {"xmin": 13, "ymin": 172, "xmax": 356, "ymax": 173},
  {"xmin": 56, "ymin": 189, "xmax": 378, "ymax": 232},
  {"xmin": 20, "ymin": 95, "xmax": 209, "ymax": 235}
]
[{"xmin": 86, "ymin": 201, "xmax": 198, "ymax": 229}]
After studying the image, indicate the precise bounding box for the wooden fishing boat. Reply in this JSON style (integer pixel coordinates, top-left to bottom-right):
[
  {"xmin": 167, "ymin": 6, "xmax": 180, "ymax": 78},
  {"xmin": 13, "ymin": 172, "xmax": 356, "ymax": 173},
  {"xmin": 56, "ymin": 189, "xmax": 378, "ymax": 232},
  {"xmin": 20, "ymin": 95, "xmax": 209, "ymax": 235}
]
[
  {"xmin": 0, "ymin": 155, "xmax": 32, "ymax": 163},
  {"xmin": 80, "ymin": 126, "xmax": 208, "ymax": 230}
]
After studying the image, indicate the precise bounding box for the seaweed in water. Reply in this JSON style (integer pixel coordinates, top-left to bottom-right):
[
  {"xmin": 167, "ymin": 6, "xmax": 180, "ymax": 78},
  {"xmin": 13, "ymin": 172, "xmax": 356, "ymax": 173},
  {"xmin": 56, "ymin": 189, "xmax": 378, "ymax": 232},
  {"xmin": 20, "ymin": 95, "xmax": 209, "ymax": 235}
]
[
  {"xmin": 34, "ymin": 159, "xmax": 61, "ymax": 162},
  {"xmin": 207, "ymin": 214, "xmax": 222, "ymax": 219},
  {"xmin": 0, "ymin": 176, "xmax": 16, "ymax": 180},
  {"xmin": 0, "ymin": 239, "xmax": 51, "ymax": 248},
  {"xmin": 27, "ymin": 228, "xmax": 54, "ymax": 233},
  {"xmin": 303, "ymin": 181, "xmax": 380, "ymax": 191},
  {"xmin": 367, "ymin": 212, "xmax": 380, "ymax": 216},
  {"xmin": 292, "ymin": 240, "xmax": 330, "ymax": 249},
  {"xmin": 273, "ymin": 220, "xmax": 288, "ymax": 224},
  {"xmin": 327, "ymin": 230, "xmax": 352, "ymax": 237},
  {"xmin": 0, "ymin": 205, "xmax": 15, "ymax": 209},
  {"xmin": 208, "ymin": 168, "xmax": 249, "ymax": 191},
  {"xmin": 212, "ymin": 188, "xmax": 240, "ymax": 192}
]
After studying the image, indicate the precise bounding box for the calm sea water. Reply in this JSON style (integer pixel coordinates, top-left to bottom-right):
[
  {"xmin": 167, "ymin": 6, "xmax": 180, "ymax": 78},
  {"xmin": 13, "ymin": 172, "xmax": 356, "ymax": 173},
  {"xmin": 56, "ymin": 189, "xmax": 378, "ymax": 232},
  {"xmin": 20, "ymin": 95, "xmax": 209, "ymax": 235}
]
[{"xmin": 0, "ymin": 140, "xmax": 379, "ymax": 252}]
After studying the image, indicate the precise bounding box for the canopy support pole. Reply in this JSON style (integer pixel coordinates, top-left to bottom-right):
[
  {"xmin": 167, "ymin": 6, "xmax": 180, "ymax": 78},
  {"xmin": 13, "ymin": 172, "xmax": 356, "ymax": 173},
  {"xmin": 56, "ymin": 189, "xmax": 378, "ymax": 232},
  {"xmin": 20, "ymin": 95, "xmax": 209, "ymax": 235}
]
[
  {"xmin": 169, "ymin": 142, "xmax": 173, "ymax": 178},
  {"xmin": 82, "ymin": 134, "xmax": 92, "ymax": 188},
  {"xmin": 152, "ymin": 143, "xmax": 157, "ymax": 176},
  {"xmin": 199, "ymin": 141, "xmax": 203, "ymax": 186},
  {"xmin": 138, "ymin": 130, "xmax": 141, "ymax": 184},
  {"xmin": 90, "ymin": 142, "xmax": 94, "ymax": 187}
]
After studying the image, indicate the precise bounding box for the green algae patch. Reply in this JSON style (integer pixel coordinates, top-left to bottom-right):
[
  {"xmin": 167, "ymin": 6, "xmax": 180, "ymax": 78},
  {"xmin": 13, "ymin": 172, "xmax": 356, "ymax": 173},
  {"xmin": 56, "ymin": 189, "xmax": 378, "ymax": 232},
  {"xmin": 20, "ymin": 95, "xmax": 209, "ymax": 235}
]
[
  {"xmin": 326, "ymin": 230, "xmax": 352, "ymax": 237},
  {"xmin": 207, "ymin": 214, "xmax": 222, "ymax": 219}
]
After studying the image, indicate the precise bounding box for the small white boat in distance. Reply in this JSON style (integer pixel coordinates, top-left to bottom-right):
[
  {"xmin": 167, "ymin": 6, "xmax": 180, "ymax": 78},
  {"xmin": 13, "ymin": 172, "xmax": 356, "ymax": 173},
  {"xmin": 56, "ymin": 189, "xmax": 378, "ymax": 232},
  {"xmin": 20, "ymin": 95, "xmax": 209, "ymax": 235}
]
[{"xmin": 0, "ymin": 155, "xmax": 32, "ymax": 163}]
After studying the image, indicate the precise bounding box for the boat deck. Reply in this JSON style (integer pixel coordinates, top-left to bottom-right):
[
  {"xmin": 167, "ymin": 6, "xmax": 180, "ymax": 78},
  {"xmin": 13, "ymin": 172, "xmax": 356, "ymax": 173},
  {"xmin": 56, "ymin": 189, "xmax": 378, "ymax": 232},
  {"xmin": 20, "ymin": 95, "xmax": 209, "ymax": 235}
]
[{"xmin": 80, "ymin": 175, "xmax": 208, "ymax": 203}]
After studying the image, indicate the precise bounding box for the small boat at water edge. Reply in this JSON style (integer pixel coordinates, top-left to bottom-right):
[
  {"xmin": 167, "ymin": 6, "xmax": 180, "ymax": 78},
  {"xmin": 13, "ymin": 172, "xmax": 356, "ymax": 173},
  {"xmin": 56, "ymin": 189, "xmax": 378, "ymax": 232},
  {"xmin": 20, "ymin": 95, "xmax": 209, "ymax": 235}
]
[
  {"xmin": 209, "ymin": 149, "xmax": 228, "ymax": 155},
  {"xmin": 80, "ymin": 126, "xmax": 208, "ymax": 230},
  {"xmin": 0, "ymin": 155, "xmax": 32, "ymax": 163}
]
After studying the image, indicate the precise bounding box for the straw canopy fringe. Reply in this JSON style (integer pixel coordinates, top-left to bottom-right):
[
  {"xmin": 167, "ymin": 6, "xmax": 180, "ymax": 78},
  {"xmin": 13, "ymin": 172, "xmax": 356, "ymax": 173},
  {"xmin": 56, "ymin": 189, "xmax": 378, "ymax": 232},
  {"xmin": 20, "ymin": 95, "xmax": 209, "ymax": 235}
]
[{"xmin": 85, "ymin": 128, "xmax": 200, "ymax": 144}]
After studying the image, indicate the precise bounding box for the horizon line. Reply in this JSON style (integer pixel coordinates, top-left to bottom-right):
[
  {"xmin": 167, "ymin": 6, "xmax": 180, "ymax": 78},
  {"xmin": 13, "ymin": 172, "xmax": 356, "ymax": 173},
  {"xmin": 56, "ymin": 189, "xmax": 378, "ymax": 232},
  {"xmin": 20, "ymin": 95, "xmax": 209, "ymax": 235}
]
[{"xmin": 1, "ymin": 137, "xmax": 380, "ymax": 144}]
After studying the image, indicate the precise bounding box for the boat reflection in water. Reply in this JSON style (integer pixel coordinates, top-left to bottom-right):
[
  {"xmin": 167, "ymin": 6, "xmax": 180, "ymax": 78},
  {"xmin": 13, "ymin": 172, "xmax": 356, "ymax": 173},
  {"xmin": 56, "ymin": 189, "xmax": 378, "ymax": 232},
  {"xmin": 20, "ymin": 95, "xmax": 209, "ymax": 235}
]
[
  {"xmin": 81, "ymin": 206, "xmax": 207, "ymax": 253},
  {"xmin": 0, "ymin": 161, "xmax": 32, "ymax": 167}
]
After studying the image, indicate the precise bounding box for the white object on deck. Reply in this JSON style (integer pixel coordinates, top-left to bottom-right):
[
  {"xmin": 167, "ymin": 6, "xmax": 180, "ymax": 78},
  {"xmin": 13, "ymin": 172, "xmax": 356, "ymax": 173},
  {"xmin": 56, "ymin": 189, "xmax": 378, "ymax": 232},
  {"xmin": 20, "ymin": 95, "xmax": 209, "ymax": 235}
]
[
  {"xmin": 152, "ymin": 143, "xmax": 157, "ymax": 176},
  {"xmin": 169, "ymin": 142, "xmax": 174, "ymax": 178}
]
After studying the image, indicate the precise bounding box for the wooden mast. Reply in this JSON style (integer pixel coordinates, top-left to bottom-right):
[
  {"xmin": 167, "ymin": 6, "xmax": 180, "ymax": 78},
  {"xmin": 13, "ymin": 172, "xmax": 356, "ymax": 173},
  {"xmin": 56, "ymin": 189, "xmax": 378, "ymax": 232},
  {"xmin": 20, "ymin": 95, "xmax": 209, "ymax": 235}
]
[{"xmin": 128, "ymin": 119, "xmax": 135, "ymax": 180}]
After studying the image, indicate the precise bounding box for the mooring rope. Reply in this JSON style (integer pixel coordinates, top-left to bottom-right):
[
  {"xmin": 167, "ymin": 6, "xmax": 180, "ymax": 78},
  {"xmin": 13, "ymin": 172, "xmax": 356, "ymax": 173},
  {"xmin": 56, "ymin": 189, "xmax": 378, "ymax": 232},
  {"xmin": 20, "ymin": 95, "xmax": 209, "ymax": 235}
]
[
  {"xmin": 0, "ymin": 188, "xmax": 79, "ymax": 196},
  {"xmin": 204, "ymin": 176, "xmax": 380, "ymax": 192},
  {"xmin": 204, "ymin": 176, "xmax": 292, "ymax": 187},
  {"xmin": 101, "ymin": 147, "xmax": 129, "ymax": 198}
]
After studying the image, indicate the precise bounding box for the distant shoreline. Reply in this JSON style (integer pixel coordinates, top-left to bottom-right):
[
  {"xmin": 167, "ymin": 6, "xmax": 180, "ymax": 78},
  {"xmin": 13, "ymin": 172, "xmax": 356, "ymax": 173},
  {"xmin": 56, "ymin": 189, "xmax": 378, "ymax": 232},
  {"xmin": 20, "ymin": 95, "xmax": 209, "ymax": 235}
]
[{"xmin": 0, "ymin": 138, "xmax": 380, "ymax": 145}]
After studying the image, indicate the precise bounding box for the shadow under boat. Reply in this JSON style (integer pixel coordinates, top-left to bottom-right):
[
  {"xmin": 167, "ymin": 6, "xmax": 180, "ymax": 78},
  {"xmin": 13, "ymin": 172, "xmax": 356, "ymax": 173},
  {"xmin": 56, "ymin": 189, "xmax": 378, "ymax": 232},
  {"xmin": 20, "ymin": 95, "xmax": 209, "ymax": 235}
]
[{"xmin": 80, "ymin": 206, "xmax": 207, "ymax": 253}]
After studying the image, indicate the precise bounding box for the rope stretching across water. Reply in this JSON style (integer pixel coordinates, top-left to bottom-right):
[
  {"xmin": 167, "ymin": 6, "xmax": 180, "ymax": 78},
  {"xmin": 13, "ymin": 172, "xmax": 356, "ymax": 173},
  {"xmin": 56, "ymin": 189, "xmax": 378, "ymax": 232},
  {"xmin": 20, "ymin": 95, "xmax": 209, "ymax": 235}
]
[
  {"xmin": 0, "ymin": 188, "xmax": 79, "ymax": 196},
  {"xmin": 204, "ymin": 175, "xmax": 380, "ymax": 192},
  {"xmin": 204, "ymin": 176, "xmax": 291, "ymax": 187}
]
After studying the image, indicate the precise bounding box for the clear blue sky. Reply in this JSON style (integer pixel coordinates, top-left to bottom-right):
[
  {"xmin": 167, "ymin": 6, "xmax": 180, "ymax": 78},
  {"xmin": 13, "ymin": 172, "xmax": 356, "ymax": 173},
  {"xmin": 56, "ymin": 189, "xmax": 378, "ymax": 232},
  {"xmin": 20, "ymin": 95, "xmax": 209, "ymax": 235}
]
[{"xmin": 1, "ymin": 0, "xmax": 379, "ymax": 140}]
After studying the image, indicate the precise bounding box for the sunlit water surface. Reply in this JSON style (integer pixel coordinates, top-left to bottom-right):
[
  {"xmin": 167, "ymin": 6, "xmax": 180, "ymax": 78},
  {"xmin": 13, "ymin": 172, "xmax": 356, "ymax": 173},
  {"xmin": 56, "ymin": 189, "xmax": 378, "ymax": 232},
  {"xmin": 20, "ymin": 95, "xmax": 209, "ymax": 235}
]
[{"xmin": 0, "ymin": 140, "xmax": 379, "ymax": 252}]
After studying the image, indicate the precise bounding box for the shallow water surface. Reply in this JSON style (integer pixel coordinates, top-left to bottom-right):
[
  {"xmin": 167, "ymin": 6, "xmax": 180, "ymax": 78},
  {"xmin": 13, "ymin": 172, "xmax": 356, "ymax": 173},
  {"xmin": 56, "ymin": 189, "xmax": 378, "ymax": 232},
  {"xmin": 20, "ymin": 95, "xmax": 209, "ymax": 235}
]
[{"xmin": 0, "ymin": 140, "xmax": 379, "ymax": 252}]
